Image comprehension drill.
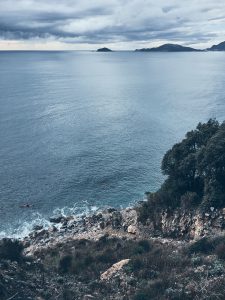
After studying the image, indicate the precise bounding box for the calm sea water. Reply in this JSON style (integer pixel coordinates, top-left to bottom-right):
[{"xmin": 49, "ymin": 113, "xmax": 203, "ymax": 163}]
[{"xmin": 0, "ymin": 51, "xmax": 225, "ymax": 237}]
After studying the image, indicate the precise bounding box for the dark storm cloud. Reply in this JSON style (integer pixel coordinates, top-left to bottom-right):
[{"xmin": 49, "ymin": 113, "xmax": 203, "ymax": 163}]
[{"xmin": 0, "ymin": 0, "xmax": 224, "ymax": 47}]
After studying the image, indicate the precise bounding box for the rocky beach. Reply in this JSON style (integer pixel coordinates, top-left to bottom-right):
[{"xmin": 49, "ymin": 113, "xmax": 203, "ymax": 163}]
[{"xmin": 1, "ymin": 203, "xmax": 225, "ymax": 299}]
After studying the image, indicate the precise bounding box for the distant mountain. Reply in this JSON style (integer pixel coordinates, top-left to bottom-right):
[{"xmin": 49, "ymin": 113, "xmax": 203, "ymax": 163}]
[
  {"xmin": 97, "ymin": 47, "xmax": 112, "ymax": 52},
  {"xmin": 135, "ymin": 43, "xmax": 201, "ymax": 52},
  {"xmin": 208, "ymin": 41, "xmax": 225, "ymax": 51}
]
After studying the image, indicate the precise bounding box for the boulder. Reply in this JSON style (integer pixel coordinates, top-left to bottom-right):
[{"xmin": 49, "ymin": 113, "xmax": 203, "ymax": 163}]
[
  {"xmin": 33, "ymin": 225, "xmax": 43, "ymax": 231},
  {"xmin": 49, "ymin": 215, "xmax": 65, "ymax": 223},
  {"xmin": 100, "ymin": 259, "xmax": 130, "ymax": 281},
  {"xmin": 127, "ymin": 225, "xmax": 137, "ymax": 234}
]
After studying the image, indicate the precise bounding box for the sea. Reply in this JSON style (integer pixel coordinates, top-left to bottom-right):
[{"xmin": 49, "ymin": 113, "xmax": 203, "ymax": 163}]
[{"xmin": 0, "ymin": 50, "xmax": 225, "ymax": 237}]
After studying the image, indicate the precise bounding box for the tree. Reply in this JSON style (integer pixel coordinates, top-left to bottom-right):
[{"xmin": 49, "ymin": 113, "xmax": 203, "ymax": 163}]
[
  {"xmin": 197, "ymin": 123, "xmax": 225, "ymax": 207},
  {"xmin": 139, "ymin": 119, "xmax": 225, "ymax": 223},
  {"xmin": 159, "ymin": 119, "xmax": 223, "ymax": 208}
]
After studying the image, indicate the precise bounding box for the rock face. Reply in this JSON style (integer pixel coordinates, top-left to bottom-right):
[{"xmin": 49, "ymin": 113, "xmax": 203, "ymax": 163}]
[
  {"xmin": 135, "ymin": 43, "xmax": 201, "ymax": 52},
  {"xmin": 145, "ymin": 208, "xmax": 225, "ymax": 239}
]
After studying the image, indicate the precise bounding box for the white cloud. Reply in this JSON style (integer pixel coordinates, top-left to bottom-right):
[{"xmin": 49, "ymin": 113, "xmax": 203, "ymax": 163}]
[{"xmin": 0, "ymin": 0, "xmax": 224, "ymax": 50}]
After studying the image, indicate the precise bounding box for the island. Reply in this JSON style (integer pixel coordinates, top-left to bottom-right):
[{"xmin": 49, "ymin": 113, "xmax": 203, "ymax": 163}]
[
  {"xmin": 208, "ymin": 41, "xmax": 225, "ymax": 51},
  {"xmin": 97, "ymin": 47, "xmax": 112, "ymax": 52},
  {"xmin": 135, "ymin": 43, "xmax": 201, "ymax": 52}
]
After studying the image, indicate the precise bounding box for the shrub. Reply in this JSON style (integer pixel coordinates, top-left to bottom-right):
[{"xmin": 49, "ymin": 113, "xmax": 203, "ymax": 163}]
[
  {"xmin": 130, "ymin": 258, "xmax": 144, "ymax": 272},
  {"xmin": 62, "ymin": 287, "xmax": 74, "ymax": 300},
  {"xmin": 180, "ymin": 192, "xmax": 200, "ymax": 208},
  {"xmin": 98, "ymin": 234, "xmax": 109, "ymax": 244},
  {"xmin": 188, "ymin": 237, "xmax": 214, "ymax": 254},
  {"xmin": 0, "ymin": 238, "xmax": 24, "ymax": 261},
  {"xmin": 137, "ymin": 192, "xmax": 166, "ymax": 223},
  {"xmin": 97, "ymin": 251, "xmax": 115, "ymax": 263},
  {"xmin": 138, "ymin": 240, "xmax": 151, "ymax": 252},
  {"xmin": 0, "ymin": 281, "xmax": 6, "ymax": 298},
  {"xmin": 209, "ymin": 260, "xmax": 224, "ymax": 276},
  {"xmin": 138, "ymin": 119, "xmax": 225, "ymax": 224},
  {"xmin": 133, "ymin": 291, "xmax": 150, "ymax": 300},
  {"xmin": 133, "ymin": 279, "xmax": 169, "ymax": 300},
  {"xmin": 59, "ymin": 255, "xmax": 72, "ymax": 273},
  {"xmin": 215, "ymin": 243, "xmax": 225, "ymax": 260},
  {"xmin": 191, "ymin": 255, "xmax": 202, "ymax": 266}
]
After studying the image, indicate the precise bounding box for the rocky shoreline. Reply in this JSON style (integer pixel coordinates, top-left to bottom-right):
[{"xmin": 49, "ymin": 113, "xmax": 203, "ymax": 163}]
[
  {"xmin": 23, "ymin": 203, "xmax": 225, "ymax": 257},
  {"xmin": 24, "ymin": 206, "xmax": 140, "ymax": 255},
  {"xmin": 1, "ymin": 205, "xmax": 225, "ymax": 299}
]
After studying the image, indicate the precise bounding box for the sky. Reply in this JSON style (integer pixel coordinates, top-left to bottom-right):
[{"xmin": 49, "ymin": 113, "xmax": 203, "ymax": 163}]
[{"xmin": 0, "ymin": 0, "xmax": 225, "ymax": 50}]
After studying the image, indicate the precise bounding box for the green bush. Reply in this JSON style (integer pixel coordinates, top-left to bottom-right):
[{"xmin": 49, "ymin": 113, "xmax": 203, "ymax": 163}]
[
  {"xmin": 0, "ymin": 238, "xmax": 24, "ymax": 261},
  {"xmin": 139, "ymin": 119, "xmax": 225, "ymax": 224},
  {"xmin": 130, "ymin": 258, "xmax": 144, "ymax": 272},
  {"xmin": 209, "ymin": 260, "xmax": 224, "ymax": 276},
  {"xmin": 215, "ymin": 243, "xmax": 225, "ymax": 260},
  {"xmin": 138, "ymin": 240, "xmax": 151, "ymax": 252},
  {"xmin": 180, "ymin": 192, "xmax": 200, "ymax": 208},
  {"xmin": 133, "ymin": 291, "xmax": 150, "ymax": 300},
  {"xmin": 188, "ymin": 237, "xmax": 213, "ymax": 254},
  {"xmin": 59, "ymin": 255, "xmax": 72, "ymax": 273},
  {"xmin": 133, "ymin": 279, "xmax": 169, "ymax": 300}
]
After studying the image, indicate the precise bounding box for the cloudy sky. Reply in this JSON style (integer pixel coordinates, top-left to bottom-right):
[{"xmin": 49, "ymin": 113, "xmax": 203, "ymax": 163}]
[{"xmin": 0, "ymin": 0, "xmax": 225, "ymax": 50}]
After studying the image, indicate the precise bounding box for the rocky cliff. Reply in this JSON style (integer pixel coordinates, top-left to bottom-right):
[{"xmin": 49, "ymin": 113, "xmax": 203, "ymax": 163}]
[
  {"xmin": 2, "ymin": 206, "xmax": 225, "ymax": 299},
  {"xmin": 143, "ymin": 206, "xmax": 225, "ymax": 239}
]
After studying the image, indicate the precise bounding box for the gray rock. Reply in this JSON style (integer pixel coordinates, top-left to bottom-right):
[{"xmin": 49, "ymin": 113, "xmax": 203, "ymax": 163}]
[
  {"xmin": 127, "ymin": 225, "xmax": 137, "ymax": 234},
  {"xmin": 98, "ymin": 221, "xmax": 105, "ymax": 230},
  {"xmin": 49, "ymin": 215, "xmax": 65, "ymax": 223},
  {"xmin": 33, "ymin": 225, "xmax": 43, "ymax": 231},
  {"xmin": 111, "ymin": 211, "xmax": 122, "ymax": 229}
]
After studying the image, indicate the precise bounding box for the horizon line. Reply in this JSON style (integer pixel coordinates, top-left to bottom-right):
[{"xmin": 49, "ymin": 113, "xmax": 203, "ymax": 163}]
[{"xmin": 0, "ymin": 40, "xmax": 224, "ymax": 52}]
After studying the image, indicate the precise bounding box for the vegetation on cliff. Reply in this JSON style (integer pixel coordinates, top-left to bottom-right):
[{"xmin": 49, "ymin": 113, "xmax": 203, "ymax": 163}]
[
  {"xmin": 2, "ymin": 234, "xmax": 225, "ymax": 299},
  {"xmin": 139, "ymin": 119, "xmax": 225, "ymax": 223}
]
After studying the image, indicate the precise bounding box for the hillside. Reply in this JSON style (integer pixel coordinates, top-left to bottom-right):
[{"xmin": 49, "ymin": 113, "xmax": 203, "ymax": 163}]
[
  {"xmin": 208, "ymin": 41, "xmax": 225, "ymax": 51},
  {"xmin": 135, "ymin": 43, "xmax": 201, "ymax": 52}
]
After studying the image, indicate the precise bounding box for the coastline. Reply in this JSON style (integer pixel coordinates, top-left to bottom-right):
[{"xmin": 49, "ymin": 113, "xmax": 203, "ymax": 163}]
[
  {"xmin": 23, "ymin": 203, "xmax": 225, "ymax": 256},
  {"xmin": 23, "ymin": 206, "xmax": 140, "ymax": 256},
  {"xmin": 2, "ymin": 202, "xmax": 225, "ymax": 299}
]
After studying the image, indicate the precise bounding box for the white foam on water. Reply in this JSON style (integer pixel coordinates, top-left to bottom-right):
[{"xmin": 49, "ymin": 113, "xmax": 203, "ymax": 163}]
[
  {"xmin": 0, "ymin": 197, "xmax": 142, "ymax": 240},
  {"xmin": 52, "ymin": 200, "xmax": 100, "ymax": 217},
  {"xmin": 0, "ymin": 212, "xmax": 52, "ymax": 239},
  {"xmin": 0, "ymin": 201, "xmax": 102, "ymax": 239}
]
